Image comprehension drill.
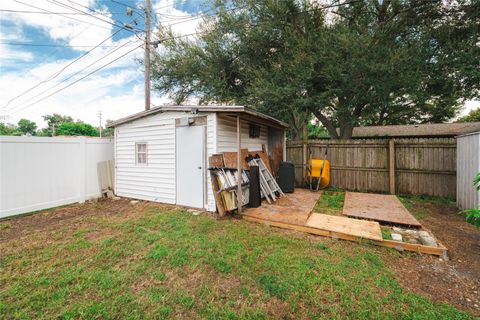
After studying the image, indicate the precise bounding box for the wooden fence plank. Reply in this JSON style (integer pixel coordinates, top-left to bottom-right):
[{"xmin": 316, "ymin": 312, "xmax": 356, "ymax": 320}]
[{"xmin": 286, "ymin": 138, "xmax": 456, "ymax": 197}]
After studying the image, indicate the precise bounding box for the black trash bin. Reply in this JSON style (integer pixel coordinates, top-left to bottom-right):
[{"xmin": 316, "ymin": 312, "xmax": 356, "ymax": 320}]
[
  {"xmin": 278, "ymin": 161, "xmax": 295, "ymax": 193},
  {"xmin": 249, "ymin": 165, "xmax": 261, "ymax": 207}
]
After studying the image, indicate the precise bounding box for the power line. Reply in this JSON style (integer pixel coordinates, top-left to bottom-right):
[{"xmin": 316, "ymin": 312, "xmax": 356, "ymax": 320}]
[
  {"xmin": 0, "ymin": 9, "xmax": 124, "ymax": 15},
  {"xmin": 110, "ymin": 0, "xmax": 145, "ymax": 18},
  {"xmin": 6, "ymin": 29, "xmax": 211, "ymax": 115},
  {"xmin": 10, "ymin": 43, "xmax": 143, "ymax": 115},
  {"xmin": 6, "ymin": 39, "xmax": 140, "ymax": 113},
  {"xmin": 46, "ymin": 0, "xmax": 145, "ymax": 34},
  {"xmin": 3, "ymin": 27, "xmax": 125, "ymax": 109},
  {"xmin": 1, "ymin": 41, "xmax": 140, "ymax": 48},
  {"xmin": 13, "ymin": 0, "xmax": 112, "ymax": 31}
]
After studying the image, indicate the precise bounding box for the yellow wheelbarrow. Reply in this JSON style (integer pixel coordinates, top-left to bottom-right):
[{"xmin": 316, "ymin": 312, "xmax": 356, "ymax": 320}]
[{"xmin": 306, "ymin": 145, "xmax": 330, "ymax": 191}]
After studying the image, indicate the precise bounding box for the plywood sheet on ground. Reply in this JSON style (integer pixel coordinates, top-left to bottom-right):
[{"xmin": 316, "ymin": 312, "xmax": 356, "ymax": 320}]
[
  {"xmin": 305, "ymin": 213, "xmax": 382, "ymax": 241},
  {"xmin": 343, "ymin": 192, "xmax": 421, "ymax": 227},
  {"xmin": 242, "ymin": 188, "xmax": 319, "ymax": 226}
]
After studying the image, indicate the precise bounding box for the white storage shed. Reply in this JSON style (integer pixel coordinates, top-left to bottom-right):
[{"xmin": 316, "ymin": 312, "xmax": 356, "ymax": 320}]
[
  {"xmin": 457, "ymin": 131, "xmax": 480, "ymax": 210},
  {"xmin": 107, "ymin": 106, "xmax": 288, "ymax": 212}
]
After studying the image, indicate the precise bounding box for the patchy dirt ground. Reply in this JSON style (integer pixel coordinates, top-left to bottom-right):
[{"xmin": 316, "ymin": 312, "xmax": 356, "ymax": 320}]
[
  {"xmin": 0, "ymin": 198, "xmax": 172, "ymax": 242},
  {"xmin": 386, "ymin": 199, "xmax": 480, "ymax": 316}
]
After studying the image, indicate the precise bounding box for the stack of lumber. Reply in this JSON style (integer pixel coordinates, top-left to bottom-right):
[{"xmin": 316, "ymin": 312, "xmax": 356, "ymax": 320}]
[{"xmin": 209, "ymin": 149, "xmax": 272, "ymax": 217}]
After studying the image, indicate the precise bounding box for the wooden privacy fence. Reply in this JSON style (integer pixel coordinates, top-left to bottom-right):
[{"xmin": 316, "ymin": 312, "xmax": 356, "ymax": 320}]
[{"xmin": 286, "ymin": 138, "xmax": 456, "ymax": 198}]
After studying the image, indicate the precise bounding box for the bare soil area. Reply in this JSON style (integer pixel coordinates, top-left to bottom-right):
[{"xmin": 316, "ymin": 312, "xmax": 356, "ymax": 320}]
[{"xmin": 386, "ymin": 199, "xmax": 480, "ymax": 315}]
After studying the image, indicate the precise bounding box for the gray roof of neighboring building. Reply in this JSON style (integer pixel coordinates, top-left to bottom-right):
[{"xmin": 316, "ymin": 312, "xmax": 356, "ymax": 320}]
[
  {"xmin": 107, "ymin": 105, "xmax": 289, "ymax": 128},
  {"xmin": 347, "ymin": 122, "xmax": 480, "ymax": 138}
]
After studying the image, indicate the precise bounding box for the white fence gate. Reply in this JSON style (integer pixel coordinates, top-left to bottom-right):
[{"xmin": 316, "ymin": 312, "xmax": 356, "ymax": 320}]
[
  {"xmin": 0, "ymin": 136, "xmax": 114, "ymax": 218},
  {"xmin": 457, "ymin": 132, "xmax": 480, "ymax": 210}
]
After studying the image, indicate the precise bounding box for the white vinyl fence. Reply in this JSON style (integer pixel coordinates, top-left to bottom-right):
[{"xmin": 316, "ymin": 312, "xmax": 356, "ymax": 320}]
[
  {"xmin": 0, "ymin": 136, "xmax": 114, "ymax": 218},
  {"xmin": 457, "ymin": 132, "xmax": 480, "ymax": 210}
]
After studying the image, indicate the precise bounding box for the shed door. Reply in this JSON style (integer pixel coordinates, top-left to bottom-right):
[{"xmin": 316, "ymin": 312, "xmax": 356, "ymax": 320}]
[{"xmin": 176, "ymin": 125, "xmax": 205, "ymax": 208}]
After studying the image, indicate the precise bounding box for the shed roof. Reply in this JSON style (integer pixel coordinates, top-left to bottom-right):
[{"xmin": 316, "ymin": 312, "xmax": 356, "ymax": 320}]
[
  {"xmin": 346, "ymin": 122, "xmax": 480, "ymax": 138},
  {"xmin": 107, "ymin": 105, "xmax": 289, "ymax": 128}
]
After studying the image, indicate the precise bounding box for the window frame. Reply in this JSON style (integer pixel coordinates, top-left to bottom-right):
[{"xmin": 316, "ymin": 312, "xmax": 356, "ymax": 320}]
[{"xmin": 135, "ymin": 142, "xmax": 148, "ymax": 166}]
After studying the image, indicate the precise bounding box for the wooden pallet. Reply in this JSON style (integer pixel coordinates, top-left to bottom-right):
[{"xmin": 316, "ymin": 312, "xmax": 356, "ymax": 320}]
[
  {"xmin": 242, "ymin": 215, "xmax": 448, "ymax": 259},
  {"xmin": 305, "ymin": 213, "xmax": 383, "ymax": 241}
]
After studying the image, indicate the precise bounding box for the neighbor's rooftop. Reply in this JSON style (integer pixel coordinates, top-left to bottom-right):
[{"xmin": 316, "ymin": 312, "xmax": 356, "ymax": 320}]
[
  {"xmin": 346, "ymin": 122, "xmax": 480, "ymax": 138},
  {"xmin": 107, "ymin": 105, "xmax": 289, "ymax": 128}
]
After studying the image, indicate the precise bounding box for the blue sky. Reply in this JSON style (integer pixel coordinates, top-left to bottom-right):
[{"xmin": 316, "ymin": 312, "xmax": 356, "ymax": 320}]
[
  {"xmin": 0, "ymin": 0, "xmax": 206, "ymax": 128},
  {"xmin": 0, "ymin": 0, "xmax": 478, "ymax": 129}
]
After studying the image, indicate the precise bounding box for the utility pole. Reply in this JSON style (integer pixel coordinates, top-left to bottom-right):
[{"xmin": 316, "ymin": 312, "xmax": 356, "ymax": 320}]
[
  {"xmin": 97, "ymin": 111, "xmax": 103, "ymax": 138},
  {"xmin": 144, "ymin": 0, "xmax": 151, "ymax": 111}
]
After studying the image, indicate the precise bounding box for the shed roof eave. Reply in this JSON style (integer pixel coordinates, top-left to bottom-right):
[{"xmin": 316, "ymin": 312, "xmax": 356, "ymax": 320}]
[{"xmin": 106, "ymin": 105, "xmax": 289, "ymax": 129}]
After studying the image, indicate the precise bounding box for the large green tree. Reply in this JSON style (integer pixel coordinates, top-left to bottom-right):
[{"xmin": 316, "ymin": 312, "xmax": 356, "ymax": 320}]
[
  {"xmin": 40, "ymin": 113, "xmax": 74, "ymax": 136},
  {"xmin": 17, "ymin": 119, "xmax": 37, "ymax": 136},
  {"xmin": 151, "ymin": 0, "xmax": 479, "ymax": 139},
  {"xmin": 0, "ymin": 123, "xmax": 20, "ymax": 136}
]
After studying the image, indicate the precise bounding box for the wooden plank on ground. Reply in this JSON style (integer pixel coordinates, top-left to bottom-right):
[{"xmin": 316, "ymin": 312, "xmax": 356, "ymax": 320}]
[
  {"xmin": 242, "ymin": 215, "xmax": 447, "ymax": 257},
  {"xmin": 343, "ymin": 192, "xmax": 421, "ymax": 227},
  {"xmin": 305, "ymin": 213, "xmax": 383, "ymax": 241}
]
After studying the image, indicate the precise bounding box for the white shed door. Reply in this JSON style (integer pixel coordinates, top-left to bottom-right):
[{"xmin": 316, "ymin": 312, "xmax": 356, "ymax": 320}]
[{"xmin": 176, "ymin": 125, "xmax": 205, "ymax": 208}]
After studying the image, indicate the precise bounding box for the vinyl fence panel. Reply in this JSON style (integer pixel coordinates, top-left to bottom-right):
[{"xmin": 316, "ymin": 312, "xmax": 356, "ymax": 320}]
[
  {"xmin": 457, "ymin": 132, "xmax": 480, "ymax": 210},
  {"xmin": 0, "ymin": 136, "xmax": 114, "ymax": 218}
]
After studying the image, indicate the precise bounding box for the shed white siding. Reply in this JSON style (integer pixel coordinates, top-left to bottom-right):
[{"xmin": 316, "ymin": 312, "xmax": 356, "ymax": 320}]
[
  {"xmin": 115, "ymin": 112, "xmax": 177, "ymax": 203},
  {"xmin": 114, "ymin": 111, "xmax": 217, "ymax": 210},
  {"xmin": 457, "ymin": 132, "xmax": 480, "ymax": 210},
  {"xmin": 217, "ymin": 114, "xmax": 268, "ymax": 152}
]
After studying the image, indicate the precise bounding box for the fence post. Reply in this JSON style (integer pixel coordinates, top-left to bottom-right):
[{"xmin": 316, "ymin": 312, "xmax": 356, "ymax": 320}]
[
  {"xmin": 78, "ymin": 136, "xmax": 86, "ymax": 203},
  {"xmin": 389, "ymin": 139, "xmax": 395, "ymax": 194},
  {"xmin": 302, "ymin": 122, "xmax": 308, "ymax": 186}
]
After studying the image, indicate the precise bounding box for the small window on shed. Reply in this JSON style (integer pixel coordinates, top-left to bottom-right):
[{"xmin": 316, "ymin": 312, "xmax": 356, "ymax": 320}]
[
  {"xmin": 136, "ymin": 142, "xmax": 147, "ymax": 165},
  {"xmin": 249, "ymin": 124, "xmax": 260, "ymax": 138}
]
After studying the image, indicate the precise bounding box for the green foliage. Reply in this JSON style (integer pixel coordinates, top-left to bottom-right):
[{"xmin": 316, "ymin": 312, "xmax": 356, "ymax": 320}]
[
  {"xmin": 308, "ymin": 122, "xmax": 329, "ymax": 139},
  {"xmin": 465, "ymin": 173, "xmax": 480, "ymax": 228},
  {"xmin": 0, "ymin": 123, "xmax": 21, "ymax": 136},
  {"xmin": 41, "ymin": 113, "xmax": 73, "ymax": 136},
  {"xmin": 55, "ymin": 122, "xmax": 98, "ymax": 137},
  {"xmin": 17, "ymin": 119, "xmax": 37, "ymax": 135},
  {"xmin": 101, "ymin": 120, "xmax": 115, "ymax": 137},
  {"xmin": 314, "ymin": 190, "xmax": 345, "ymax": 216},
  {"xmin": 150, "ymin": 0, "xmax": 479, "ymax": 139},
  {"xmin": 457, "ymin": 108, "xmax": 480, "ymax": 123}
]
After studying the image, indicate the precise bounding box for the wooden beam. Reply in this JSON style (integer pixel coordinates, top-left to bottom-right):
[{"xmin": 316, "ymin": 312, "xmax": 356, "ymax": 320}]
[
  {"xmin": 242, "ymin": 215, "xmax": 448, "ymax": 257},
  {"xmin": 389, "ymin": 139, "xmax": 395, "ymax": 194},
  {"xmin": 237, "ymin": 115, "xmax": 242, "ymax": 214}
]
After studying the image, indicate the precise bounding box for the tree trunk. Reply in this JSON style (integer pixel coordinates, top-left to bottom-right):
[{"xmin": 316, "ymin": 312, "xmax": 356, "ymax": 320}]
[
  {"xmin": 312, "ymin": 110, "xmax": 339, "ymax": 139},
  {"xmin": 339, "ymin": 124, "xmax": 354, "ymax": 139}
]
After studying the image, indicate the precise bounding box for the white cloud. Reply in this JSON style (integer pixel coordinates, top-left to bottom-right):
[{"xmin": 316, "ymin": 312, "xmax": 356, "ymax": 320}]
[
  {"xmin": 1, "ymin": 0, "xmax": 114, "ymax": 49},
  {"xmin": 0, "ymin": 43, "xmax": 34, "ymax": 62},
  {"xmin": 457, "ymin": 100, "xmax": 480, "ymax": 118},
  {"xmin": 0, "ymin": 0, "xmax": 202, "ymax": 128},
  {"xmin": 152, "ymin": 0, "xmax": 202, "ymax": 38}
]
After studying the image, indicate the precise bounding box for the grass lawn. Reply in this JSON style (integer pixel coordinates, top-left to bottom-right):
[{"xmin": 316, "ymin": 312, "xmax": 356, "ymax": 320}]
[{"xmin": 0, "ymin": 199, "xmax": 476, "ymax": 319}]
